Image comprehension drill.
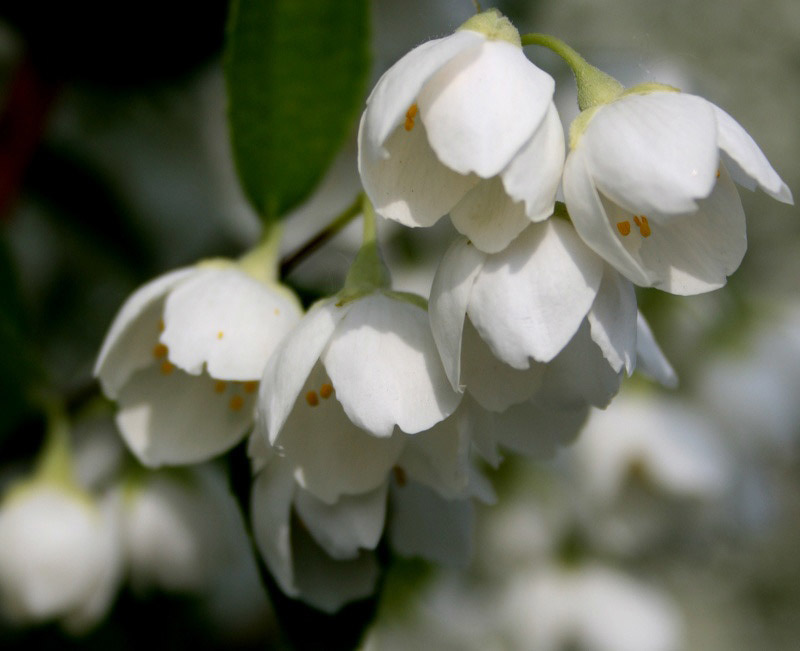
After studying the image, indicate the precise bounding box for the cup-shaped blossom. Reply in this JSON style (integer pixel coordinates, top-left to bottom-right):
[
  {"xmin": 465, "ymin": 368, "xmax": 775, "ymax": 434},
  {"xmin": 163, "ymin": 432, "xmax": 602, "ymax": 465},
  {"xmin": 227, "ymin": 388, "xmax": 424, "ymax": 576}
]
[
  {"xmin": 358, "ymin": 9, "xmax": 564, "ymax": 253},
  {"xmin": 257, "ymin": 289, "xmax": 461, "ymax": 505},
  {"xmin": 94, "ymin": 263, "xmax": 302, "ymax": 467},
  {"xmin": 563, "ymin": 89, "xmax": 793, "ymax": 295},
  {"xmin": 0, "ymin": 483, "xmax": 122, "ymax": 632}
]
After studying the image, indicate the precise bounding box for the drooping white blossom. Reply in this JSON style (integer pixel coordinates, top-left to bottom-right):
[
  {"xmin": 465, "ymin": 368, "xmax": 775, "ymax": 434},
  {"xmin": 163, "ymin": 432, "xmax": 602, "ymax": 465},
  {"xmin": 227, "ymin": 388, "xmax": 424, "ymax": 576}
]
[
  {"xmin": 94, "ymin": 263, "xmax": 302, "ymax": 467},
  {"xmin": 563, "ymin": 90, "xmax": 793, "ymax": 295},
  {"xmin": 359, "ymin": 9, "xmax": 564, "ymax": 253}
]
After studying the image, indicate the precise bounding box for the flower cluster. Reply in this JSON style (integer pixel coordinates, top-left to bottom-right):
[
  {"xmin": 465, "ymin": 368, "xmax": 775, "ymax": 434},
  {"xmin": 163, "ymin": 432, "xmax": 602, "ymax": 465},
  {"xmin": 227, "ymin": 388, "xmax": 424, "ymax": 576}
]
[{"xmin": 83, "ymin": 7, "xmax": 792, "ymax": 617}]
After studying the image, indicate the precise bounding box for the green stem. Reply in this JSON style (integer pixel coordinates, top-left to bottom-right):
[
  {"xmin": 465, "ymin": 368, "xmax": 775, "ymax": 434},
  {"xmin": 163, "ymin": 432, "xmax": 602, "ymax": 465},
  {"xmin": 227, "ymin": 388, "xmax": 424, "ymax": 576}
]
[
  {"xmin": 279, "ymin": 193, "xmax": 364, "ymax": 277},
  {"xmin": 342, "ymin": 196, "xmax": 390, "ymax": 296},
  {"xmin": 34, "ymin": 403, "xmax": 75, "ymax": 487},
  {"xmin": 521, "ymin": 33, "xmax": 624, "ymax": 110},
  {"xmin": 239, "ymin": 220, "xmax": 283, "ymax": 284}
]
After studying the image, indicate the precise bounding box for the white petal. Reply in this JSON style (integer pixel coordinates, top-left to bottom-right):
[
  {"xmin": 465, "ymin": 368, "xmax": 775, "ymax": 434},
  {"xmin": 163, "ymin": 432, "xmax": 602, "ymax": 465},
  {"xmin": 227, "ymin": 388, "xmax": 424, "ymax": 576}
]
[
  {"xmin": 324, "ymin": 294, "xmax": 461, "ymax": 436},
  {"xmin": 635, "ymin": 313, "xmax": 678, "ymax": 388},
  {"xmin": 161, "ymin": 268, "xmax": 301, "ymax": 380},
  {"xmin": 277, "ymin": 363, "xmax": 405, "ymax": 504},
  {"xmin": 544, "ymin": 321, "xmax": 623, "ymax": 409},
  {"xmin": 251, "ymin": 462, "xmax": 298, "ymax": 598},
  {"xmin": 712, "ymin": 103, "xmax": 793, "ymax": 203},
  {"xmin": 419, "ymin": 40, "xmax": 555, "ymax": 177},
  {"xmin": 294, "ymin": 483, "xmax": 387, "ymax": 561},
  {"xmin": 94, "ymin": 268, "xmax": 195, "ymax": 398},
  {"xmin": 389, "ymin": 481, "xmax": 473, "ymax": 566},
  {"xmin": 449, "ymin": 176, "xmax": 532, "ymax": 253},
  {"xmin": 635, "ymin": 165, "xmax": 747, "ymax": 295},
  {"xmin": 115, "ymin": 365, "xmax": 256, "ymax": 467},
  {"xmin": 582, "ymin": 92, "xmax": 719, "ymax": 216},
  {"xmin": 397, "ymin": 409, "xmax": 470, "ymax": 500},
  {"xmin": 428, "ymin": 237, "xmax": 487, "ymax": 390},
  {"xmin": 502, "ymin": 102, "xmax": 565, "ymax": 221},
  {"xmin": 358, "ymin": 111, "xmax": 479, "ymax": 227},
  {"xmin": 259, "ymin": 299, "xmax": 346, "ymax": 444},
  {"xmin": 587, "ymin": 267, "xmax": 638, "ymax": 375},
  {"xmin": 468, "ymin": 220, "xmax": 603, "ymax": 367},
  {"xmin": 563, "ymin": 150, "xmax": 653, "ymax": 287},
  {"xmin": 363, "ymin": 30, "xmax": 484, "ymax": 153},
  {"xmin": 461, "ymin": 319, "xmax": 545, "ymax": 412},
  {"xmin": 490, "ymin": 397, "xmax": 589, "ymax": 458},
  {"xmin": 291, "ymin": 523, "xmax": 380, "ymax": 614}
]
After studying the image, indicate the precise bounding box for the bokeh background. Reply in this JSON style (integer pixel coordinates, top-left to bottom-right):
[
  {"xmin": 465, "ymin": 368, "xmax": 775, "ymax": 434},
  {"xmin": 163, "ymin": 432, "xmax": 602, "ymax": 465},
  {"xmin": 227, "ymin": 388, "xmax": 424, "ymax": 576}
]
[{"xmin": 0, "ymin": 0, "xmax": 798, "ymax": 649}]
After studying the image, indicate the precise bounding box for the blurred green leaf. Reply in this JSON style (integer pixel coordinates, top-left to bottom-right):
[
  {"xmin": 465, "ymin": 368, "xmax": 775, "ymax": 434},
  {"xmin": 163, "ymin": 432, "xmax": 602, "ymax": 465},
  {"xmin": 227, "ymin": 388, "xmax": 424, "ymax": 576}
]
[{"xmin": 225, "ymin": 0, "xmax": 370, "ymax": 222}]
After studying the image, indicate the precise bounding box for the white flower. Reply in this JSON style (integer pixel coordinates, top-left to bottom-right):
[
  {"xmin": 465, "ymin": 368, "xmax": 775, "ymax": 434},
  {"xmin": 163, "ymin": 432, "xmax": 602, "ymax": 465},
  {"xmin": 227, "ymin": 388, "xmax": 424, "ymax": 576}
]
[
  {"xmin": 0, "ymin": 484, "xmax": 122, "ymax": 632},
  {"xmin": 563, "ymin": 90, "xmax": 793, "ymax": 295},
  {"xmin": 358, "ymin": 9, "xmax": 564, "ymax": 253},
  {"xmin": 94, "ymin": 263, "xmax": 302, "ymax": 467},
  {"xmin": 429, "ymin": 219, "xmax": 638, "ymax": 412},
  {"xmin": 257, "ymin": 292, "xmax": 461, "ymax": 504}
]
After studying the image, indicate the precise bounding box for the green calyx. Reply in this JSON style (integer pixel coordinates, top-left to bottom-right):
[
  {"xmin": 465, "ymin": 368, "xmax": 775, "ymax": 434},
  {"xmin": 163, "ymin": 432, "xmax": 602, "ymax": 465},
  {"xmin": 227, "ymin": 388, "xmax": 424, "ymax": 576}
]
[{"xmin": 459, "ymin": 9, "xmax": 521, "ymax": 47}]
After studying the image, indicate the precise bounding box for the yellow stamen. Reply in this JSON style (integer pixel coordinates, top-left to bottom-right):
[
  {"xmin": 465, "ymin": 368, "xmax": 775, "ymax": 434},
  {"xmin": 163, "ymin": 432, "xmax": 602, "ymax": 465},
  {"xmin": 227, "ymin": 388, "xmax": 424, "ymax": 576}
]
[
  {"xmin": 217, "ymin": 331, "xmax": 224, "ymax": 340},
  {"xmin": 243, "ymin": 381, "xmax": 258, "ymax": 394},
  {"xmin": 305, "ymin": 391, "xmax": 319, "ymax": 407},
  {"xmin": 229, "ymin": 395, "xmax": 244, "ymax": 411},
  {"xmin": 320, "ymin": 383, "xmax": 333, "ymax": 399},
  {"xmin": 393, "ymin": 466, "xmax": 407, "ymax": 487},
  {"xmin": 404, "ymin": 103, "xmax": 418, "ymax": 131},
  {"xmin": 636, "ymin": 215, "xmax": 651, "ymax": 238},
  {"xmin": 617, "ymin": 221, "xmax": 631, "ymax": 236},
  {"xmin": 160, "ymin": 361, "xmax": 175, "ymax": 375},
  {"xmin": 152, "ymin": 343, "xmax": 168, "ymax": 359},
  {"xmin": 274, "ymin": 308, "xmax": 280, "ymax": 316},
  {"xmin": 214, "ymin": 381, "xmax": 227, "ymax": 394},
  {"xmin": 716, "ymin": 169, "xmax": 721, "ymax": 179}
]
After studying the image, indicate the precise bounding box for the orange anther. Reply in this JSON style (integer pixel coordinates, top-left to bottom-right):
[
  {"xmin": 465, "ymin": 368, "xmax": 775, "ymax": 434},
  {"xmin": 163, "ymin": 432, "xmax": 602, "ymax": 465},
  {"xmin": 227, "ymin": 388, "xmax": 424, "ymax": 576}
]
[
  {"xmin": 229, "ymin": 395, "xmax": 244, "ymax": 411},
  {"xmin": 637, "ymin": 215, "xmax": 651, "ymax": 238},
  {"xmin": 320, "ymin": 383, "xmax": 333, "ymax": 399},
  {"xmin": 243, "ymin": 381, "xmax": 258, "ymax": 394},
  {"xmin": 633, "ymin": 215, "xmax": 642, "ymax": 227},
  {"xmin": 305, "ymin": 391, "xmax": 319, "ymax": 407},
  {"xmin": 617, "ymin": 221, "xmax": 631, "ymax": 236},
  {"xmin": 214, "ymin": 381, "xmax": 227, "ymax": 394},
  {"xmin": 152, "ymin": 343, "xmax": 168, "ymax": 359},
  {"xmin": 217, "ymin": 331, "xmax": 224, "ymax": 340},
  {"xmin": 160, "ymin": 361, "xmax": 175, "ymax": 375},
  {"xmin": 274, "ymin": 308, "xmax": 280, "ymax": 316},
  {"xmin": 716, "ymin": 169, "xmax": 721, "ymax": 179},
  {"xmin": 404, "ymin": 103, "xmax": 418, "ymax": 131}
]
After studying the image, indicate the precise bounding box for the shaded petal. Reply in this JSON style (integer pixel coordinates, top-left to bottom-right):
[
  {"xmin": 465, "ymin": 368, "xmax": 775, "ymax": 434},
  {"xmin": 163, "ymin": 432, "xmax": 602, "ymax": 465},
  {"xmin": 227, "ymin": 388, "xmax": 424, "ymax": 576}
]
[
  {"xmin": 564, "ymin": 149, "xmax": 654, "ymax": 287},
  {"xmin": 587, "ymin": 267, "xmax": 637, "ymax": 375},
  {"xmin": 502, "ymin": 102, "xmax": 565, "ymax": 221},
  {"xmin": 634, "ymin": 313, "xmax": 678, "ymax": 388},
  {"xmin": 429, "ymin": 237, "xmax": 487, "ymax": 390},
  {"xmin": 294, "ymin": 483, "xmax": 387, "ymax": 560},
  {"xmin": 324, "ymin": 294, "xmax": 461, "ymax": 436},
  {"xmin": 712, "ymin": 103, "xmax": 793, "ymax": 203},
  {"xmin": 363, "ymin": 30, "xmax": 484, "ymax": 153},
  {"xmin": 544, "ymin": 321, "xmax": 623, "ymax": 409},
  {"xmin": 582, "ymin": 92, "xmax": 718, "ymax": 216},
  {"xmin": 450, "ymin": 176, "xmax": 532, "ymax": 253},
  {"xmin": 94, "ymin": 268, "xmax": 195, "ymax": 398},
  {"xmin": 634, "ymin": 165, "xmax": 747, "ymax": 295},
  {"xmin": 162, "ymin": 268, "xmax": 301, "ymax": 380},
  {"xmin": 251, "ymin": 462, "xmax": 297, "ymax": 597},
  {"xmin": 359, "ymin": 111, "xmax": 479, "ymax": 227},
  {"xmin": 115, "ymin": 365, "xmax": 256, "ymax": 467},
  {"xmin": 490, "ymin": 396, "xmax": 589, "ymax": 458},
  {"xmin": 461, "ymin": 319, "xmax": 544, "ymax": 412},
  {"xmin": 389, "ymin": 480, "xmax": 473, "ymax": 567},
  {"xmin": 419, "ymin": 40, "xmax": 555, "ymax": 177},
  {"xmin": 277, "ymin": 363, "xmax": 405, "ymax": 504},
  {"xmin": 468, "ymin": 220, "xmax": 603, "ymax": 367},
  {"xmin": 259, "ymin": 300, "xmax": 346, "ymax": 444}
]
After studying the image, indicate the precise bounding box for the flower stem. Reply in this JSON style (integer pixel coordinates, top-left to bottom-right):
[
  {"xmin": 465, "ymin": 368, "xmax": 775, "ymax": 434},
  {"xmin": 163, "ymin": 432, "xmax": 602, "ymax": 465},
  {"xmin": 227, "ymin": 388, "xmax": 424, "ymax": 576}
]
[
  {"xmin": 278, "ymin": 193, "xmax": 364, "ymax": 277},
  {"xmin": 34, "ymin": 403, "xmax": 75, "ymax": 487},
  {"xmin": 341, "ymin": 196, "xmax": 390, "ymax": 297},
  {"xmin": 521, "ymin": 33, "xmax": 624, "ymax": 110},
  {"xmin": 239, "ymin": 220, "xmax": 284, "ymax": 284}
]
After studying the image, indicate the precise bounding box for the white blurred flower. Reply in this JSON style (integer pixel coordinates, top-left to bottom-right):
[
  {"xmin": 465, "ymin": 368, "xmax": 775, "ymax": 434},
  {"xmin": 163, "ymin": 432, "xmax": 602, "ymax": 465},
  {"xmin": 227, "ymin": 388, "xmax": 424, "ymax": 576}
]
[
  {"xmin": 502, "ymin": 563, "xmax": 684, "ymax": 651},
  {"xmin": 0, "ymin": 484, "xmax": 122, "ymax": 632},
  {"xmin": 359, "ymin": 9, "xmax": 564, "ymax": 253},
  {"xmin": 95, "ymin": 263, "xmax": 302, "ymax": 467},
  {"xmin": 563, "ymin": 90, "xmax": 793, "ymax": 295}
]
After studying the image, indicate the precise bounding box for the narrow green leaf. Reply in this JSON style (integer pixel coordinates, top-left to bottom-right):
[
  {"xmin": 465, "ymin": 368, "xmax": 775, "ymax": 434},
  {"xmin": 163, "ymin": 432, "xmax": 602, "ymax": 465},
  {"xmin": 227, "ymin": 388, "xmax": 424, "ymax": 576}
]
[{"xmin": 225, "ymin": 0, "xmax": 370, "ymax": 222}]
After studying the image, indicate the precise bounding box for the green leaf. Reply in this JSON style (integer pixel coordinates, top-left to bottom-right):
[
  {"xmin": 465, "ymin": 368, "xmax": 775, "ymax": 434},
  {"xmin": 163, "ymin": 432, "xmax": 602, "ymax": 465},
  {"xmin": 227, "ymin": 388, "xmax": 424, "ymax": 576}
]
[{"xmin": 225, "ymin": 0, "xmax": 370, "ymax": 222}]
